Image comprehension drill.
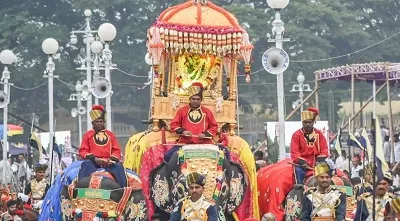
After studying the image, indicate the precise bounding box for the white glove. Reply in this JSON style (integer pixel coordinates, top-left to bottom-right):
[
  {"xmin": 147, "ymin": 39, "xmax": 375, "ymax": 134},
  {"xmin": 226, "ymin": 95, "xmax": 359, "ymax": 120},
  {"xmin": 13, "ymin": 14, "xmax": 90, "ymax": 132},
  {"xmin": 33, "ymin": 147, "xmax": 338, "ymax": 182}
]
[{"xmin": 17, "ymin": 193, "xmax": 29, "ymax": 202}]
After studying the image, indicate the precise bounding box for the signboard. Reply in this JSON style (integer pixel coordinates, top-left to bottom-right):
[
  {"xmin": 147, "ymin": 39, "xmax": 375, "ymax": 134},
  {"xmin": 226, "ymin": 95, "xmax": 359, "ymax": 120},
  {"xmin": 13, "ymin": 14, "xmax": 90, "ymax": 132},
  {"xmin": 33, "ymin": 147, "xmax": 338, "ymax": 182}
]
[
  {"xmin": 77, "ymin": 188, "xmax": 111, "ymax": 199},
  {"xmin": 266, "ymin": 121, "xmax": 329, "ymax": 147},
  {"xmin": 183, "ymin": 149, "xmax": 219, "ymax": 159}
]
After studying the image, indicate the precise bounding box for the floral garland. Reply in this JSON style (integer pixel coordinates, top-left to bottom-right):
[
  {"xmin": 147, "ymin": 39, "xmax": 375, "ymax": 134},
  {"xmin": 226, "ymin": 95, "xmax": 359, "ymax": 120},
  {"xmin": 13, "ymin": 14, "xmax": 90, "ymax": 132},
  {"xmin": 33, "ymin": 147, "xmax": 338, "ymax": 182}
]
[
  {"xmin": 72, "ymin": 209, "xmax": 121, "ymax": 221},
  {"xmin": 212, "ymin": 150, "xmax": 225, "ymax": 201}
]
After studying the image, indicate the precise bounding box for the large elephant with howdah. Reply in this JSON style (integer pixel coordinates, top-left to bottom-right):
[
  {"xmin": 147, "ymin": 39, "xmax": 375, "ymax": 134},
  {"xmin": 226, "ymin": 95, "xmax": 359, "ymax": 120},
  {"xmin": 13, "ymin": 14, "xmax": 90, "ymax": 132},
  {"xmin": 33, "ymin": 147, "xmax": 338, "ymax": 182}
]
[
  {"xmin": 38, "ymin": 161, "xmax": 147, "ymax": 221},
  {"xmin": 124, "ymin": 130, "xmax": 260, "ymax": 221},
  {"xmin": 257, "ymin": 159, "xmax": 354, "ymax": 221}
]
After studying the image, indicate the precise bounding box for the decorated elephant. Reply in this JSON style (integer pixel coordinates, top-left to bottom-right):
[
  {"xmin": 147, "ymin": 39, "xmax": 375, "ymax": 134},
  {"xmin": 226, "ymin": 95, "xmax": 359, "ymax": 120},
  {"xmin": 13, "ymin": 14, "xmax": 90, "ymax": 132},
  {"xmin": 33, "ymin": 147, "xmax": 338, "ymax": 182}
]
[
  {"xmin": 124, "ymin": 130, "xmax": 260, "ymax": 220},
  {"xmin": 150, "ymin": 144, "xmax": 246, "ymax": 220},
  {"xmin": 258, "ymin": 159, "xmax": 353, "ymax": 221},
  {"xmin": 39, "ymin": 161, "xmax": 148, "ymax": 221}
]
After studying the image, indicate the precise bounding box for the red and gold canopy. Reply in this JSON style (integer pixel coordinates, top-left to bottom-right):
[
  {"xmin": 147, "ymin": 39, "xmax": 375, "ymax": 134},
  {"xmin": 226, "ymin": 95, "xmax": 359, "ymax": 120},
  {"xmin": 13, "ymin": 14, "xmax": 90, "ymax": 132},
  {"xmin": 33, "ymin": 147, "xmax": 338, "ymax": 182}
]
[{"xmin": 147, "ymin": 0, "xmax": 253, "ymax": 70}]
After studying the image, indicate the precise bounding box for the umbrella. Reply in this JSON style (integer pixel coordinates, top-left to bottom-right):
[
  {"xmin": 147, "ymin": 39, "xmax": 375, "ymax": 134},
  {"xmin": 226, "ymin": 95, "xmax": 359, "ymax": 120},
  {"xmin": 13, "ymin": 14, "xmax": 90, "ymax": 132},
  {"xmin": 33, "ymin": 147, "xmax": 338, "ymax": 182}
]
[
  {"xmin": 0, "ymin": 124, "xmax": 24, "ymax": 139},
  {"xmin": 9, "ymin": 143, "xmax": 27, "ymax": 155}
]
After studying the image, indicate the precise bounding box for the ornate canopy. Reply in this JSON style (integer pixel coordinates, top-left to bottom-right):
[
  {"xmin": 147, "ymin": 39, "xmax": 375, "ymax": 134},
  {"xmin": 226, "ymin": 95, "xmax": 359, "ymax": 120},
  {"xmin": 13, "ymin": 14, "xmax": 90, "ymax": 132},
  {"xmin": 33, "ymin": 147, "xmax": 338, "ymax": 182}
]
[{"xmin": 147, "ymin": 0, "xmax": 253, "ymax": 73}]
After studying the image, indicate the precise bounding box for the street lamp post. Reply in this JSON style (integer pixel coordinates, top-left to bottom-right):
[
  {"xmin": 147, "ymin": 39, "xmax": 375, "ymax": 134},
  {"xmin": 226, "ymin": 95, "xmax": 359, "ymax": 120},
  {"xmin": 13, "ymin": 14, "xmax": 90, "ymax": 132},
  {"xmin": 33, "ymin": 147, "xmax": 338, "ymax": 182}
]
[
  {"xmin": 267, "ymin": 0, "xmax": 290, "ymax": 160},
  {"xmin": 69, "ymin": 80, "xmax": 87, "ymax": 145},
  {"xmin": 42, "ymin": 38, "xmax": 59, "ymax": 183},
  {"xmin": 0, "ymin": 50, "xmax": 15, "ymax": 183},
  {"xmin": 90, "ymin": 40, "xmax": 104, "ymax": 105},
  {"xmin": 290, "ymin": 71, "xmax": 312, "ymax": 112},
  {"xmin": 98, "ymin": 23, "xmax": 117, "ymax": 131},
  {"xmin": 70, "ymin": 9, "xmax": 96, "ymax": 133}
]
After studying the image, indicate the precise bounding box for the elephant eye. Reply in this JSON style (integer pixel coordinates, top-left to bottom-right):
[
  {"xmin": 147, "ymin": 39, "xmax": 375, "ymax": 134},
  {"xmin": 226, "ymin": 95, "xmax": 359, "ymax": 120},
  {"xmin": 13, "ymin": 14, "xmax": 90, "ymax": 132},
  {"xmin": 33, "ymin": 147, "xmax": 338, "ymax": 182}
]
[
  {"xmin": 221, "ymin": 182, "xmax": 228, "ymax": 196},
  {"xmin": 177, "ymin": 183, "xmax": 186, "ymax": 197}
]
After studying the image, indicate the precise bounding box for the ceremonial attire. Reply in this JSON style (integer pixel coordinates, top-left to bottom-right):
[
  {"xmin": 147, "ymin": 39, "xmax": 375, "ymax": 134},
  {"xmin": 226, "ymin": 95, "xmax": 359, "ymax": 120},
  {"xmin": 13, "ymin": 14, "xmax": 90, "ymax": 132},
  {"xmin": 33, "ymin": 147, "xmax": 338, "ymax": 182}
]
[
  {"xmin": 24, "ymin": 178, "xmax": 50, "ymax": 200},
  {"xmin": 354, "ymin": 192, "xmax": 394, "ymax": 221},
  {"xmin": 170, "ymin": 105, "xmax": 218, "ymax": 144},
  {"xmin": 354, "ymin": 183, "xmax": 373, "ymax": 199},
  {"xmin": 301, "ymin": 187, "xmax": 346, "ymax": 221},
  {"xmin": 169, "ymin": 196, "xmax": 218, "ymax": 221},
  {"xmin": 78, "ymin": 129, "xmax": 127, "ymax": 187},
  {"xmin": 291, "ymin": 128, "xmax": 328, "ymax": 184}
]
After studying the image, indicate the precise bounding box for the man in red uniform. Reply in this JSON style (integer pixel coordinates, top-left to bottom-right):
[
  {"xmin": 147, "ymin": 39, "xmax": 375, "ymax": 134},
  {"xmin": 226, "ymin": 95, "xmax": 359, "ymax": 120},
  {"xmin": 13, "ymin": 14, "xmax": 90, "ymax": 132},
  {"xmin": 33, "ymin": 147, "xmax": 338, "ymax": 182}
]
[
  {"xmin": 164, "ymin": 82, "xmax": 219, "ymax": 161},
  {"xmin": 78, "ymin": 105, "xmax": 127, "ymax": 187},
  {"xmin": 291, "ymin": 107, "xmax": 328, "ymax": 186}
]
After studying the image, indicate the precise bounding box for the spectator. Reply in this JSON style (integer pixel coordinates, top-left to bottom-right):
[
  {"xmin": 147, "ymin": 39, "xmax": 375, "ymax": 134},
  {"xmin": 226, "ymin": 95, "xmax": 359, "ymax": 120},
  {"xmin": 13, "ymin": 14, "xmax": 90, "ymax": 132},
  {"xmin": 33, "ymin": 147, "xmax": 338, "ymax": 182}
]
[
  {"xmin": 383, "ymin": 135, "xmax": 391, "ymax": 165},
  {"xmin": 394, "ymin": 134, "xmax": 400, "ymax": 163},
  {"xmin": 351, "ymin": 155, "xmax": 363, "ymax": 178},
  {"xmin": 335, "ymin": 150, "xmax": 348, "ymax": 171},
  {"xmin": 254, "ymin": 151, "xmax": 266, "ymax": 171}
]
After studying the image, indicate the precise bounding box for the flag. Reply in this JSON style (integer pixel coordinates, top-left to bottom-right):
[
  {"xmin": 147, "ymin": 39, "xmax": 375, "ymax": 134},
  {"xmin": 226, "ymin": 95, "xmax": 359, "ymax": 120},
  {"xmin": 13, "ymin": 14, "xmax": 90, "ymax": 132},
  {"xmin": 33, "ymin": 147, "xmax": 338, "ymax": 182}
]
[
  {"xmin": 52, "ymin": 137, "xmax": 62, "ymax": 161},
  {"xmin": 359, "ymin": 128, "xmax": 373, "ymax": 161},
  {"xmin": 347, "ymin": 133, "xmax": 363, "ymax": 149},
  {"xmin": 334, "ymin": 129, "xmax": 342, "ymax": 156},
  {"xmin": 374, "ymin": 117, "xmax": 389, "ymax": 181},
  {"xmin": 29, "ymin": 132, "xmax": 47, "ymax": 159}
]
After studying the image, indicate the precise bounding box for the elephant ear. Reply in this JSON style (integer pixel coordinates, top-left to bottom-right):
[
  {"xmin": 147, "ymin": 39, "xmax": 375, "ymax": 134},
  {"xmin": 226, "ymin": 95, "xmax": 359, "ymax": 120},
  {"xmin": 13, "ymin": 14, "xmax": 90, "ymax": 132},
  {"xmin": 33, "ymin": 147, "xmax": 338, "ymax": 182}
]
[
  {"xmin": 284, "ymin": 188, "xmax": 304, "ymax": 221},
  {"xmin": 166, "ymin": 151, "xmax": 186, "ymax": 207},
  {"xmin": 150, "ymin": 160, "xmax": 174, "ymax": 214},
  {"xmin": 225, "ymin": 161, "xmax": 246, "ymax": 214},
  {"xmin": 124, "ymin": 189, "xmax": 148, "ymax": 221}
]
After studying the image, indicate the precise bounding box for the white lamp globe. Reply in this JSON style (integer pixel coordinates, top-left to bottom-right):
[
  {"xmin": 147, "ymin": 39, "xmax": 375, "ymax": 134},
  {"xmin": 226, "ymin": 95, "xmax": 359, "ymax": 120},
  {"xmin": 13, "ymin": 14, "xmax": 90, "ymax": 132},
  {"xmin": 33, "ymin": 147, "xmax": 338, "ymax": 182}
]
[
  {"xmin": 98, "ymin": 23, "xmax": 117, "ymax": 42},
  {"xmin": 90, "ymin": 40, "xmax": 103, "ymax": 54},
  {"xmin": 145, "ymin": 53, "xmax": 153, "ymax": 65},
  {"xmin": 0, "ymin": 50, "xmax": 16, "ymax": 65},
  {"xmin": 70, "ymin": 34, "xmax": 78, "ymax": 45},
  {"xmin": 87, "ymin": 33, "xmax": 95, "ymax": 44},
  {"xmin": 75, "ymin": 81, "xmax": 83, "ymax": 92},
  {"xmin": 84, "ymin": 9, "xmax": 92, "ymax": 17},
  {"xmin": 42, "ymin": 38, "xmax": 59, "ymax": 55},
  {"xmin": 267, "ymin": 0, "xmax": 290, "ymax": 9},
  {"xmin": 297, "ymin": 72, "xmax": 305, "ymax": 83}
]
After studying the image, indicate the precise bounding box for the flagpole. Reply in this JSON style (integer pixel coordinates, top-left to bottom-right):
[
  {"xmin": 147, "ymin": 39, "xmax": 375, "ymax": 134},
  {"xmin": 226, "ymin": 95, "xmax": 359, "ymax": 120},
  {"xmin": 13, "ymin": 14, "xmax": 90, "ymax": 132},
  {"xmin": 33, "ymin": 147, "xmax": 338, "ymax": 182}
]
[
  {"xmin": 373, "ymin": 80, "xmax": 376, "ymax": 117},
  {"xmin": 348, "ymin": 117, "xmax": 352, "ymax": 178},
  {"xmin": 24, "ymin": 116, "xmax": 35, "ymax": 193},
  {"xmin": 371, "ymin": 114, "xmax": 377, "ymax": 221},
  {"xmin": 28, "ymin": 116, "xmax": 34, "ymax": 166}
]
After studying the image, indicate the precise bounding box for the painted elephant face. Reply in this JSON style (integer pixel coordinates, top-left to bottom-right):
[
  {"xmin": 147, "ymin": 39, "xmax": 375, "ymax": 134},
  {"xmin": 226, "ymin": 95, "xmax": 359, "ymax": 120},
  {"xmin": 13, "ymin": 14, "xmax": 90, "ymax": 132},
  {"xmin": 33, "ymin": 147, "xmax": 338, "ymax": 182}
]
[
  {"xmin": 150, "ymin": 148, "xmax": 247, "ymax": 220},
  {"xmin": 61, "ymin": 175, "xmax": 148, "ymax": 221}
]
